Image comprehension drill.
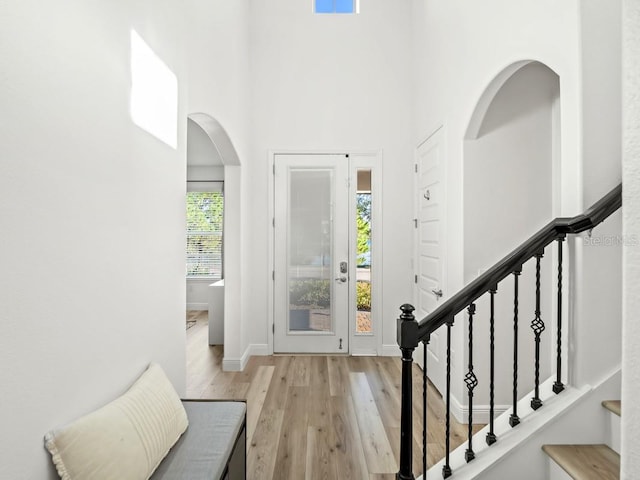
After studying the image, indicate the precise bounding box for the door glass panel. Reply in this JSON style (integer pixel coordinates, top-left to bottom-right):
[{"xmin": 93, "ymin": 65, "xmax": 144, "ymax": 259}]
[
  {"xmin": 356, "ymin": 169, "xmax": 372, "ymax": 334},
  {"xmin": 288, "ymin": 169, "xmax": 333, "ymax": 333}
]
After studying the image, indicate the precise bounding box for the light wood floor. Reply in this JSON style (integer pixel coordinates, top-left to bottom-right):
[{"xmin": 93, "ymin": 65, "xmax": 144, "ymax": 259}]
[{"xmin": 186, "ymin": 311, "xmax": 483, "ymax": 479}]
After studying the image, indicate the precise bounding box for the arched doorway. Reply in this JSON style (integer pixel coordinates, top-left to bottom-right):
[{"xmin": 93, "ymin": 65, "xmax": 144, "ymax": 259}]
[{"xmin": 186, "ymin": 113, "xmax": 241, "ymax": 365}]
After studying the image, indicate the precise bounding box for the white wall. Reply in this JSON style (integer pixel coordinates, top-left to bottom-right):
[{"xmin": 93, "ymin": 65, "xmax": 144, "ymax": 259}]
[
  {"xmin": 185, "ymin": 1, "xmax": 250, "ymax": 156},
  {"xmin": 621, "ymin": 0, "xmax": 640, "ymax": 476},
  {"xmin": 0, "ymin": 2, "xmax": 187, "ymax": 478},
  {"xmin": 569, "ymin": 0, "xmax": 622, "ymax": 388},
  {"xmin": 186, "ymin": 278, "xmax": 218, "ymax": 310},
  {"xmin": 412, "ymin": 0, "xmax": 622, "ymax": 415},
  {"xmin": 185, "ymin": 0, "xmax": 251, "ymax": 365},
  {"xmin": 248, "ymin": 0, "xmax": 415, "ymax": 353}
]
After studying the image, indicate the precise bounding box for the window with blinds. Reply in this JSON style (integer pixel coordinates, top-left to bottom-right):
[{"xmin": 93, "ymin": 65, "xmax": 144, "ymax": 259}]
[{"xmin": 186, "ymin": 183, "xmax": 223, "ymax": 278}]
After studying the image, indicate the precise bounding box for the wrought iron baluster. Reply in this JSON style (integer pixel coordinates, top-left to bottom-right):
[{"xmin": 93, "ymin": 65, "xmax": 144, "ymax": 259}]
[
  {"xmin": 553, "ymin": 237, "xmax": 565, "ymax": 394},
  {"xmin": 531, "ymin": 251, "xmax": 545, "ymax": 410},
  {"xmin": 443, "ymin": 320, "xmax": 453, "ymax": 479},
  {"xmin": 423, "ymin": 341, "xmax": 427, "ymax": 476},
  {"xmin": 486, "ymin": 287, "xmax": 497, "ymax": 446},
  {"xmin": 465, "ymin": 304, "xmax": 478, "ymax": 462},
  {"xmin": 510, "ymin": 268, "xmax": 522, "ymax": 428}
]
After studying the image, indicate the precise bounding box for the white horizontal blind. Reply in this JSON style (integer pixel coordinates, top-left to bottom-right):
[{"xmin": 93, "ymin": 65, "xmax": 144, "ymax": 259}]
[{"xmin": 186, "ymin": 185, "xmax": 223, "ymax": 278}]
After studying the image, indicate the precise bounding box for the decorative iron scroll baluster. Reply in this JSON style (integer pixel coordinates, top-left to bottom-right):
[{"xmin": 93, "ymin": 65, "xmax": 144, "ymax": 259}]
[
  {"xmin": 397, "ymin": 304, "xmax": 418, "ymax": 480},
  {"xmin": 465, "ymin": 304, "xmax": 478, "ymax": 463},
  {"xmin": 423, "ymin": 341, "xmax": 427, "ymax": 476},
  {"xmin": 486, "ymin": 286, "xmax": 497, "ymax": 446},
  {"xmin": 510, "ymin": 268, "xmax": 522, "ymax": 428},
  {"xmin": 531, "ymin": 251, "xmax": 545, "ymax": 410},
  {"xmin": 553, "ymin": 237, "xmax": 565, "ymax": 394},
  {"xmin": 443, "ymin": 320, "xmax": 453, "ymax": 479}
]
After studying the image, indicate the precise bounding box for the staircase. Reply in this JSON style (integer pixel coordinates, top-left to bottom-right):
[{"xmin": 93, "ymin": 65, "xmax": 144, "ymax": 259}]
[
  {"xmin": 543, "ymin": 400, "xmax": 621, "ymax": 479},
  {"xmin": 395, "ymin": 183, "xmax": 623, "ymax": 480}
]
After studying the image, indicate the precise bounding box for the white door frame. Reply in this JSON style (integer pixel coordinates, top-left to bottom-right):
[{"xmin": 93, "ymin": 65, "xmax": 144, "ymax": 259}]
[{"xmin": 267, "ymin": 150, "xmax": 383, "ymax": 355}]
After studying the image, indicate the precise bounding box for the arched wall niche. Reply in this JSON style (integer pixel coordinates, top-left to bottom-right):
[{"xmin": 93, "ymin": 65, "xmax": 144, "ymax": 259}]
[
  {"xmin": 185, "ymin": 113, "xmax": 241, "ymax": 362},
  {"xmin": 464, "ymin": 60, "xmax": 557, "ymax": 140},
  {"xmin": 463, "ymin": 60, "xmax": 560, "ymax": 276},
  {"xmin": 461, "ymin": 60, "xmax": 560, "ymax": 412}
]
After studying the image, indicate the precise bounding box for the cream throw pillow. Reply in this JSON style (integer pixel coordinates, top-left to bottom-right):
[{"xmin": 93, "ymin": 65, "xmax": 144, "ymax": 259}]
[{"xmin": 44, "ymin": 363, "xmax": 188, "ymax": 480}]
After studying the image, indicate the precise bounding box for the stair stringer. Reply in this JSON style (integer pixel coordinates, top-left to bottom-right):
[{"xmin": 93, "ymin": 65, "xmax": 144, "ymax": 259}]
[{"xmin": 422, "ymin": 368, "xmax": 621, "ymax": 480}]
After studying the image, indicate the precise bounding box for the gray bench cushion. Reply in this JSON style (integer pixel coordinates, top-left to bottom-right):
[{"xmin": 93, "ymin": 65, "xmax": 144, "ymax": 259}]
[{"xmin": 151, "ymin": 401, "xmax": 246, "ymax": 479}]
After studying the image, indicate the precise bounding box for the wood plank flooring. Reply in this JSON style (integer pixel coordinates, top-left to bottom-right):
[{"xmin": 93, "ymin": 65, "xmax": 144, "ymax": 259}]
[{"xmin": 185, "ymin": 311, "xmax": 483, "ymax": 479}]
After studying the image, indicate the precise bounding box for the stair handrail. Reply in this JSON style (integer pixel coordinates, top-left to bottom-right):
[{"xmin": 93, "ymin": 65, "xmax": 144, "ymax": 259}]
[
  {"xmin": 402, "ymin": 183, "xmax": 622, "ymax": 347},
  {"xmin": 395, "ymin": 182, "xmax": 622, "ymax": 480}
]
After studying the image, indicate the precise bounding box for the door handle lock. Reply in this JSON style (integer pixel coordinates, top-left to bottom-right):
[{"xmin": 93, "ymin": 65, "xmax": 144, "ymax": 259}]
[
  {"xmin": 340, "ymin": 261, "xmax": 348, "ymax": 274},
  {"xmin": 335, "ymin": 276, "xmax": 347, "ymax": 283},
  {"xmin": 431, "ymin": 288, "xmax": 443, "ymax": 298}
]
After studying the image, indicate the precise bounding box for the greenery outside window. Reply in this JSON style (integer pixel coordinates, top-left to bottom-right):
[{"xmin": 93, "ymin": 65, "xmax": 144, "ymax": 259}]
[{"xmin": 186, "ymin": 182, "xmax": 223, "ymax": 278}]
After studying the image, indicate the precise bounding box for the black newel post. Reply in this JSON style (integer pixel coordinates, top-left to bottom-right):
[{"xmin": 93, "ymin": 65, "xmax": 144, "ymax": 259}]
[{"xmin": 397, "ymin": 304, "xmax": 419, "ymax": 480}]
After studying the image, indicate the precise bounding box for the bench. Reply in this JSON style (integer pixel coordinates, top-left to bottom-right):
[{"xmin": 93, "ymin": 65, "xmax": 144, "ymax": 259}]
[
  {"xmin": 151, "ymin": 400, "xmax": 246, "ymax": 480},
  {"xmin": 45, "ymin": 364, "xmax": 246, "ymax": 480}
]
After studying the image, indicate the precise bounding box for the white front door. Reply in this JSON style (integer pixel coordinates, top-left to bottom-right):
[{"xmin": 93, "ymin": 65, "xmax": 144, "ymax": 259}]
[
  {"xmin": 415, "ymin": 129, "xmax": 446, "ymax": 394},
  {"xmin": 274, "ymin": 154, "xmax": 350, "ymax": 353}
]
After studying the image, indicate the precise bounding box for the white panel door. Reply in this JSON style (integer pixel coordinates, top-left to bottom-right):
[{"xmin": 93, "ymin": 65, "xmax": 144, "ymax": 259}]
[
  {"xmin": 416, "ymin": 129, "xmax": 446, "ymax": 394},
  {"xmin": 274, "ymin": 154, "xmax": 349, "ymax": 353}
]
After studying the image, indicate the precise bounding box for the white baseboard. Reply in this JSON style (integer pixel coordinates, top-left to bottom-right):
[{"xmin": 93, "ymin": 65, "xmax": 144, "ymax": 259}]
[
  {"xmin": 351, "ymin": 348, "xmax": 377, "ymax": 356},
  {"xmin": 186, "ymin": 302, "xmax": 208, "ymax": 311},
  {"xmin": 450, "ymin": 394, "xmax": 510, "ymax": 424},
  {"xmin": 222, "ymin": 357, "xmax": 242, "ymax": 372},
  {"xmin": 222, "ymin": 344, "xmax": 269, "ymax": 372},
  {"xmin": 381, "ymin": 344, "xmax": 401, "ymax": 356}
]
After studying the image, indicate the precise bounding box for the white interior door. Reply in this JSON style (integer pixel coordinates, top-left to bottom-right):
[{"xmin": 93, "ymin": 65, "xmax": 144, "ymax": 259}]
[
  {"xmin": 416, "ymin": 129, "xmax": 446, "ymax": 394},
  {"xmin": 274, "ymin": 154, "xmax": 349, "ymax": 353}
]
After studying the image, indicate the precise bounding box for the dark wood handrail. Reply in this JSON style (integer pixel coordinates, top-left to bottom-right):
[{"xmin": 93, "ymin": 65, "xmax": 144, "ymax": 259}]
[{"xmin": 412, "ymin": 183, "xmax": 622, "ymax": 343}]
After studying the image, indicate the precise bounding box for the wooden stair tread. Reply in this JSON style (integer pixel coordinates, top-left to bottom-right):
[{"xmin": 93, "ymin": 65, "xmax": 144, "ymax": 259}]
[
  {"xmin": 542, "ymin": 444, "xmax": 619, "ymax": 480},
  {"xmin": 602, "ymin": 400, "xmax": 621, "ymax": 417}
]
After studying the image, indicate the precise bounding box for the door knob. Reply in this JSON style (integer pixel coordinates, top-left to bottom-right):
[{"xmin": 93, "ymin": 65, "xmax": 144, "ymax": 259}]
[
  {"xmin": 335, "ymin": 276, "xmax": 347, "ymax": 283},
  {"xmin": 431, "ymin": 288, "xmax": 443, "ymax": 298}
]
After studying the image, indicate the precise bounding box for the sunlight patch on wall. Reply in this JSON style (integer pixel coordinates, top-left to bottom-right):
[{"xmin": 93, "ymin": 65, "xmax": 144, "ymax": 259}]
[{"xmin": 130, "ymin": 30, "xmax": 177, "ymax": 149}]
